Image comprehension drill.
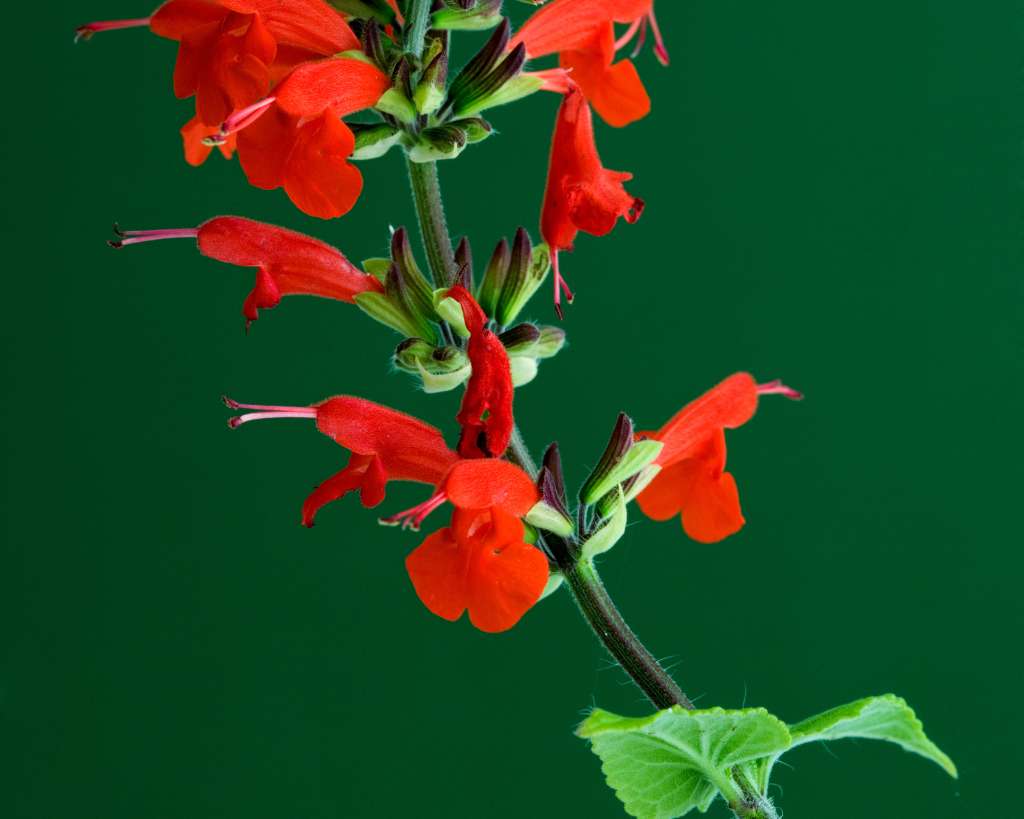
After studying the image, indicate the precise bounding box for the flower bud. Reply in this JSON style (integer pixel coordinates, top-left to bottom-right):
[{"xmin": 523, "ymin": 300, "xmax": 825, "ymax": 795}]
[
  {"xmin": 535, "ymin": 325, "xmax": 566, "ymax": 359},
  {"xmin": 351, "ymin": 122, "xmax": 402, "ymax": 160},
  {"xmin": 579, "ymin": 414, "xmax": 664, "ymax": 506},
  {"xmin": 394, "ymin": 338, "xmax": 471, "ymax": 393},
  {"xmin": 432, "ymin": 0, "xmax": 503, "ymax": 31},
  {"xmin": 509, "ymin": 357, "xmax": 538, "ymax": 387},
  {"xmin": 355, "ymin": 289, "xmax": 432, "ymax": 340},
  {"xmin": 413, "ymin": 33, "xmax": 449, "ymax": 115},
  {"xmin": 407, "ymin": 124, "xmax": 469, "ymax": 162},
  {"xmin": 390, "ymin": 228, "xmax": 436, "ymax": 321},
  {"xmin": 477, "ymin": 236, "xmax": 510, "ymax": 317},
  {"xmin": 498, "ymin": 323, "xmax": 541, "ymax": 355},
  {"xmin": 494, "ymin": 229, "xmax": 550, "ymax": 327}
]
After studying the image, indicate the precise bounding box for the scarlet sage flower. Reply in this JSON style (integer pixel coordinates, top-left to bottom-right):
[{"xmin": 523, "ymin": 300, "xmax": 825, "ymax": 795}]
[
  {"xmin": 225, "ymin": 395, "xmax": 460, "ymax": 526},
  {"xmin": 110, "ymin": 216, "xmax": 382, "ymax": 327},
  {"xmin": 405, "ymin": 459, "xmax": 548, "ymax": 633},
  {"xmin": 511, "ymin": 0, "xmax": 668, "ymax": 127},
  {"xmin": 77, "ymin": 0, "xmax": 359, "ymax": 126},
  {"xmin": 446, "ymin": 286, "xmax": 514, "ymax": 459},
  {"xmin": 77, "ymin": 2, "xmax": 389, "ymax": 218},
  {"xmin": 635, "ymin": 373, "xmax": 803, "ymax": 543},
  {"xmin": 541, "ymin": 85, "xmax": 644, "ymax": 316},
  {"xmin": 223, "ymin": 58, "xmax": 392, "ymax": 218}
]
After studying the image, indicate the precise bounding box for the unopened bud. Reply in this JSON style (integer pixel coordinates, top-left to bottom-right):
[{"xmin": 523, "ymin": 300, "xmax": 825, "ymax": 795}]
[
  {"xmin": 580, "ymin": 414, "xmax": 664, "ymax": 506},
  {"xmin": 351, "ymin": 122, "xmax": 402, "ymax": 160},
  {"xmin": 413, "ymin": 33, "xmax": 449, "ymax": 115},
  {"xmin": 494, "ymin": 230, "xmax": 549, "ymax": 327},
  {"xmin": 432, "ymin": 0, "xmax": 502, "ymax": 30}
]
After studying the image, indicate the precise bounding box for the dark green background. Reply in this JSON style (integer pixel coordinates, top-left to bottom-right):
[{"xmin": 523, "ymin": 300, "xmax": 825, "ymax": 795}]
[{"xmin": 4, "ymin": 2, "xmax": 1021, "ymax": 816}]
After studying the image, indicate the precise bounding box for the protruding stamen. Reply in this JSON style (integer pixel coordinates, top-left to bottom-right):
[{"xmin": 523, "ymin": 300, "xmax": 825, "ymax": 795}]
[
  {"xmin": 614, "ymin": 18, "xmax": 643, "ymax": 52},
  {"xmin": 757, "ymin": 380, "xmax": 804, "ymax": 401},
  {"xmin": 379, "ymin": 490, "xmax": 448, "ymax": 531},
  {"xmin": 551, "ymin": 253, "xmax": 574, "ymax": 320},
  {"xmin": 75, "ymin": 17, "xmax": 151, "ymax": 42},
  {"xmin": 223, "ymin": 396, "xmax": 317, "ymax": 428},
  {"xmin": 108, "ymin": 224, "xmax": 198, "ymax": 249},
  {"xmin": 648, "ymin": 11, "xmax": 670, "ymax": 66},
  {"xmin": 209, "ymin": 97, "xmax": 276, "ymax": 145}
]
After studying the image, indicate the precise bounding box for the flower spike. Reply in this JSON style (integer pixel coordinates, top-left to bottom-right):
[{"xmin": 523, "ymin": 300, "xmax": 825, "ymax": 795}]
[
  {"xmin": 635, "ymin": 373, "xmax": 801, "ymax": 543},
  {"xmin": 109, "ymin": 216, "xmax": 382, "ymax": 327}
]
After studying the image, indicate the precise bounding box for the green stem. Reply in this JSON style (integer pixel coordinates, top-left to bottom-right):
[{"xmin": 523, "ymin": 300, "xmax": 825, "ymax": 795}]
[
  {"xmin": 405, "ymin": 0, "xmax": 432, "ymax": 60},
  {"xmin": 407, "ymin": 159, "xmax": 457, "ymax": 288},
  {"xmin": 564, "ymin": 559, "xmax": 693, "ymax": 710}
]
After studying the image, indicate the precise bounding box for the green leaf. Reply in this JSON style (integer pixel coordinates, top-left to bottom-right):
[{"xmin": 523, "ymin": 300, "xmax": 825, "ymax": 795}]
[
  {"xmin": 578, "ymin": 706, "xmax": 791, "ymax": 818},
  {"xmin": 787, "ymin": 694, "xmax": 957, "ymax": 777}
]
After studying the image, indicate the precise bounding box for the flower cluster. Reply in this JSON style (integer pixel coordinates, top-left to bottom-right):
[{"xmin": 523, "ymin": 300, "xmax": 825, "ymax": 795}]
[{"xmin": 82, "ymin": 1, "xmax": 800, "ymax": 634}]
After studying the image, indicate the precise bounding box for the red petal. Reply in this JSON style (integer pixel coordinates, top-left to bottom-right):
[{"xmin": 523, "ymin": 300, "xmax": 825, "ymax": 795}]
[
  {"xmin": 405, "ymin": 527, "xmax": 470, "ymax": 622},
  {"xmin": 180, "ymin": 116, "xmax": 236, "ymax": 166},
  {"xmin": 150, "ymin": 0, "xmax": 226, "ymax": 40},
  {"xmin": 274, "ymin": 57, "xmax": 391, "ymax": 119},
  {"xmin": 315, "ymin": 396, "xmax": 458, "ymax": 486},
  {"xmin": 301, "ymin": 453, "xmax": 382, "ymax": 527},
  {"xmin": 560, "ymin": 48, "xmax": 650, "ymax": 128},
  {"xmin": 222, "ymin": 0, "xmax": 359, "ymax": 55},
  {"xmin": 241, "ymin": 266, "xmax": 281, "ymax": 322},
  {"xmin": 172, "ymin": 20, "xmax": 218, "ymax": 103},
  {"xmin": 637, "ymin": 430, "xmax": 746, "ymax": 542},
  {"xmin": 282, "ymin": 112, "xmax": 363, "ymax": 219},
  {"xmin": 634, "ymin": 459, "xmax": 688, "ymax": 522},
  {"xmin": 444, "ymin": 460, "xmax": 539, "ymax": 517},
  {"xmin": 510, "ymin": 0, "xmax": 611, "ymax": 58},
  {"xmin": 654, "ymin": 373, "xmax": 759, "ymax": 466},
  {"xmin": 447, "ymin": 287, "xmax": 514, "ymax": 459},
  {"xmin": 464, "ymin": 509, "xmax": 548, "ymax": 633},
  {"xmin": 237, "ymin": 103, "xmax": 296, "ymax": 189},
  {"xmin": 541, "ymin": 86, "xmax": 641, "ymax": 256},
  {"xmin": 197, "ymin": 215, "xmax": 382, "ymax": 323}
]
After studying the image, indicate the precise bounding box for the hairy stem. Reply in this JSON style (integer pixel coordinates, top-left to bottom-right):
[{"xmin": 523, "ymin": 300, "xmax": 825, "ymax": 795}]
[
  {"xmin": 405, "ymin": 0, "xmax": 432, "ymax": 60},
  {"xmin": 564, "ymin": 559, "xmax": 694, "ymax": 710},
  {"xmin": 407, "ymin": 160, "xmax": 458, "ymax": 288}
]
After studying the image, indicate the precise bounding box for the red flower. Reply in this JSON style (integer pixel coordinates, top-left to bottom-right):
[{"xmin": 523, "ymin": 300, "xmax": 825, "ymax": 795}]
[
  {"xmin": 225, "ymin": 397, "xmax": 547, "ymax": 631},
  {"xmin": 635, "ymin": 373, "xmax": 802, "ymax": 543},
  {"xmin": 225, "ymin": 395, "xmax": 460, "ymax": 526},
  {"xmin": 541, "ymin": 85, "xmax": 644, "ymax": 316},
  {"xmin": 405, "ymin": 459, "xmax": 547, "ymax": 633},
  {"xmin": 511, "ymin": 0, "xmax": 667, "ymax": 127},
  {"xmin": 110, "ymin": 216, "xmax": 382, "ymax": 327},
  {"xmin": 446, "ymin": 286, "xmax": 514, "ymax": 459},
  {"xmin": 77, "ymin": 3, "xmax": 389, "ymax": 219},
  {"xmin": 224, "ymin": 58, "xmax": 392, "ymax": 218}
]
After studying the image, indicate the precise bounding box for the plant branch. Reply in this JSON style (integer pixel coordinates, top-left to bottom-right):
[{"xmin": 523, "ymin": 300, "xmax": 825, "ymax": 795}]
[
  {"xmin": 405, "ymin": 0, "xmax": 432, "ymax": 60},
  {"xmin": 407, "ymin": 159, "xmax": 457, "ymax": 288}
]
